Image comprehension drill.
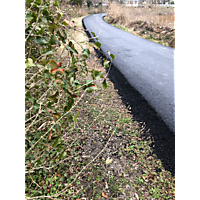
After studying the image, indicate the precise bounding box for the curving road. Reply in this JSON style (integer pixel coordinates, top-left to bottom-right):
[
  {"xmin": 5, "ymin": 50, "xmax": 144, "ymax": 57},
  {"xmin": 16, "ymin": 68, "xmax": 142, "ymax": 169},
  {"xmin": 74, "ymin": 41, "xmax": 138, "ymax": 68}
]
[{"xmin": 82, "ymin": 13, "xmax": 175, "ymax": 133}]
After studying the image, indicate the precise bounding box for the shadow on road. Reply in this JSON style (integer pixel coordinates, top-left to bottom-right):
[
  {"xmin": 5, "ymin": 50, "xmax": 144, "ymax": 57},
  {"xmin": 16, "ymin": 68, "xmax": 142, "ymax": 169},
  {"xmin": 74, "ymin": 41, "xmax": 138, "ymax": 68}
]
[
  {"xmin": 93, "ymin": 48, "xmax": 175, "ymax": 176},
  {"xmin": 106, "ymin": 63, "xmax": 175, "ymax": 176}
]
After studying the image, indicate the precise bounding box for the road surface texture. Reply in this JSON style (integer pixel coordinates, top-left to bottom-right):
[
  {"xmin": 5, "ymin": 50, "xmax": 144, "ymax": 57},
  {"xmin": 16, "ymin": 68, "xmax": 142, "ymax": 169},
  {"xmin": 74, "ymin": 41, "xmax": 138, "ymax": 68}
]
[{"xmin": 82, "ymin": 13, "xmax": 175, "ymax": 175}]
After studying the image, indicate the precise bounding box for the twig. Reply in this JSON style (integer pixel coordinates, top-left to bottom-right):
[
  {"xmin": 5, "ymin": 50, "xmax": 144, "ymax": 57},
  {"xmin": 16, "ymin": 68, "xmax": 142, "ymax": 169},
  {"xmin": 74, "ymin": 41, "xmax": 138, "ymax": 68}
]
[{"xmin": 25, "ymin": 89, "xmax": 87, "ymax": 156}]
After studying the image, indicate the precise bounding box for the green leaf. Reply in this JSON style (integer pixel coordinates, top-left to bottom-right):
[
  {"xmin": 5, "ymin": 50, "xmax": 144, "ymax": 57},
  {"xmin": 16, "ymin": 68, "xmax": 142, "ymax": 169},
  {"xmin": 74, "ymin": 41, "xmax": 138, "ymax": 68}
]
[
  {"xmin": 95, "ymin": 41, "xmax": 101, "ymax": 48},
  {"xmin": 82, "ymin": 48, "xmax": 90, "ymax": 58},
  {"xmin": 107, "ymin": 51, "xmax": 115, "ymax": 61},
  {"xmin": 46, "ymin": 101, "xmax": 56, "ymax": 113},
  {"xmin": 55, "ymin": 38, "xmax": 61, "ymax": 47},
  {"xmin": 73, "ymin": 111, "xmax": 80, "ymax": 124},
  {"xmin": 91, "ymin": 32, "xmax": 98, "ymax": 40},
  {"xmin": 49, "ymin": 24, "xmax": 57, "ymax": 33},
  {"xmin": 84, "ymin": 79, "xmax": 93, "ymax": 84},
  {"xmin": 25, "ymin": 14, "xmax": 33, "ymax": 22},
  {"xmin": 87, "ymin": 85, "xmax": 97, "ymax": 93},
  {"xmin": 103, "ymin": 60, "xmax": 110, "ymax": 68},
  {"xmin": 64, "ymin": 98, "xmax": 74, "ymax": 112},
  {"xmin": 91, "ymin": 32, "xmax": 95, "ymax": 37},
  {"xmin": 57, "ymin": 12, "xmax": 62, "ymax": 21},
  {"xmin": 47, "ymin": 91, "xmax": 59, "ymax": 103},
  {"xmin": 33, "ymin": 37, "xmax": 48, "ymax": 45},
  {"xmin": 25, "ymin": 58, "xmax": 36, "ymax": 68},
  {"xmin": 33, "ymin": 99, "xmax": 40, "ymax": 109},
  {"xmin": 102, "ymin": 79, "xmax": 108, "ymax": 89},
  {"xmin": 25, "ymin": 91, "xmax": 35, "ymax": 102},
  {"xmin": 57, "ymin": 149, "xmax": 66, "ymax": 160},
  {"xmin": 62, "ymin": 78, "xmax": 70, "ymax": 88},
  {"xmin": 66, "ymin": 42, "xmax": 78, "ymax": 54},
  {"xmin": 41, "ymin": 59, "xmax": 50, "ymax": 66},
  {"xmin": 91, "ymin": 70, "xmax": 104, "ymax": 80},
  {"xmin": 110, "ymin": 54, "xmax": 115, "ymax": 61},
  {"xmin": 52, "ymin": 135, "xmax": 61, "ymax": 148},
  {"xmin": 48, "ymin": 34, "xmax": 56, "ymax": 45},
  {"xmin": 62, "ymin": 20, "xmax": 68, "ymax": 26},
  {"xmin": 50, "ymin": 60, "xmax": 57, "ymax": 69},
  {"xmin": 54, "ymin": 1, "xmax": 59, "ymax": 7},
  {"xmin": 57, "ymin": 29, "xmax": 67, "ymax": 41},
  {"xmin": 42, "ymin": 50, "xmax": 54, "ymax": 56}
]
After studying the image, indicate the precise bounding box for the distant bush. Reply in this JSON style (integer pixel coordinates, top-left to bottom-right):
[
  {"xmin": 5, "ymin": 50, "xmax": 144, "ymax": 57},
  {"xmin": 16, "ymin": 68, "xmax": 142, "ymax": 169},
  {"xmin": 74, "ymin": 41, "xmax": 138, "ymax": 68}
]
[
  {"xmin": 86, "ymin": 0, "xmax": 93, "ymax": 7},
  {"xmin": 69, "ymin": 0, "xmax": 84, "ymax": 6}
]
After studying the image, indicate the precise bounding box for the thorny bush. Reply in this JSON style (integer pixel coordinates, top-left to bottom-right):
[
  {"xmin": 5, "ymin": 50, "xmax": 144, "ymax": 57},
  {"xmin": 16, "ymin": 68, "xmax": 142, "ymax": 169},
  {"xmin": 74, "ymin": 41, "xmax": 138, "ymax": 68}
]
[{"xmin": 25, "ymin": 0, "xmax": 113, "ymax": 199}]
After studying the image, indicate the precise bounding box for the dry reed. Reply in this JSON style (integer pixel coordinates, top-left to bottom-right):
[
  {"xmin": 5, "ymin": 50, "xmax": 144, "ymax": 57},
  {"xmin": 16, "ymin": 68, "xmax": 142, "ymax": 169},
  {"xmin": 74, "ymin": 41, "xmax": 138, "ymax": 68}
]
[{"xmin": 106, "ymin": 3, "xmax": 175, "ymax": 29}]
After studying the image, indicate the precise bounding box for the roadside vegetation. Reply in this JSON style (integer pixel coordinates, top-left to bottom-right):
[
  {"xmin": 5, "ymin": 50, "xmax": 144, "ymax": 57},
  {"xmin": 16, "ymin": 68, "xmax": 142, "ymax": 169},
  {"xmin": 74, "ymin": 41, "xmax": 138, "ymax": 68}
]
[
  {"xmin": 25, "ymin": 1, "xmax": 175, "ymax": 199},
  {"xmin": 105, "ymin": 3, "xmax": 175, "ymax": 48}
]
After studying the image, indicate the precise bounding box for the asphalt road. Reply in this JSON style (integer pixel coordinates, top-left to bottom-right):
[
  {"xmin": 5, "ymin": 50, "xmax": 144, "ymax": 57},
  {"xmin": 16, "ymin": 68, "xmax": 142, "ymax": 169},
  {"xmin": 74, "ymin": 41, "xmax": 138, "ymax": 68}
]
[{"xmin": 82, "ymin": 13, "xmax": 175, "ymax": 133}]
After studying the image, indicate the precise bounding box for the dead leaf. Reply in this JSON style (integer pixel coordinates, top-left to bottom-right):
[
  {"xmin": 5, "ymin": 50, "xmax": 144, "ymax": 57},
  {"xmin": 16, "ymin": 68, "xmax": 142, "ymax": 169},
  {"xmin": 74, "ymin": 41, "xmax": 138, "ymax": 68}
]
[
  {"xmin": 51, "ymin": 68, "xmax": 64, "ymax": 74},
  {"xmin": 41, "ymin": 180, "xmax": 45, "ymax": 186},
  {"xmin": 102, "ymin": 192, "xmax": 108, "ymax": 198},
  {"xmin": 135, "ymin": 192, "xmax": 139, "ymax": 200},
  {"xmin": 105, "ymin": 181, "xmax": 108, "ymax": 189},
  {"xmin": 55, "ymin": 78, "xmax": 62, "ymax": 83},
  {"xmin": 48, "ymin": 132, "xmax": 52, "ymax": 140},
  {"xmin": 44, "ymin": 144, "xmax": 52, "ymax": 150},
  {"xmin": 82, "ymin": 173, "xmax": 89, "ymax": 177},
  {"xmin": 48, "ymin": 108, "xmax": 53, "ymax": 113},
  {"xmin": 106, "ymin": 158, "xmax": 113, "ymax": 165},
  {"xmin": 57, "ymin": 62, "xmax": 62, "ymax": 67}
]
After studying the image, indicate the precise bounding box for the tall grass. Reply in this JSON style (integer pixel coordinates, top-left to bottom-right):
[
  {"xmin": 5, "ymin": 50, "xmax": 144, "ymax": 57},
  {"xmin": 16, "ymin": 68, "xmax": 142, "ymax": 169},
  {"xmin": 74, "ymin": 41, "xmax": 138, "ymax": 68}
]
[{"xmin": 106, "ymin": 3, "xmax": 175, "ymax": 29}]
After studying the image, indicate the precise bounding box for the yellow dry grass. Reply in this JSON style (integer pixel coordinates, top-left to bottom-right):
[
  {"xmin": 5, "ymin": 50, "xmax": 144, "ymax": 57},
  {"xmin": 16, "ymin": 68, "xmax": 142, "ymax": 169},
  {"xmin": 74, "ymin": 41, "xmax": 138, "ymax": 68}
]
[{"xmin": 107, "ymin": 3, "xmax": 175, "ymax": 29}]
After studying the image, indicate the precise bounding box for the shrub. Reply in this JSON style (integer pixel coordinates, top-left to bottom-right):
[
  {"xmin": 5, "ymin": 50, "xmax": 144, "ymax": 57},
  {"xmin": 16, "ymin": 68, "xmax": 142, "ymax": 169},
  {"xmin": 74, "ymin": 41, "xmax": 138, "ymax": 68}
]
[
  {"xmin": 25, "ymin": 0, "xmax": 112, "ymax": 198},
  {"xmin": 69, "ymin": 0, "xmax": 84, "ymax": 6}
]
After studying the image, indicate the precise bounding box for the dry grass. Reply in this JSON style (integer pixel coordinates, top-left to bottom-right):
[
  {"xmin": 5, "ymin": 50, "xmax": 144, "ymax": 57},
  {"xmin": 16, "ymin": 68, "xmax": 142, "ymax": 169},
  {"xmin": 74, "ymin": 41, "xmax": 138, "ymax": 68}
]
[
  {"xmin": 58, "ymin": 1, "xmax": 175, "ymax": 29},
  {"xmin": 59, "ymin": 1, "xmax": 108, "ymax": 19},
  {"xmin": 106, "ymin": 3, "xmax": 175, "ymax": 29}
]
